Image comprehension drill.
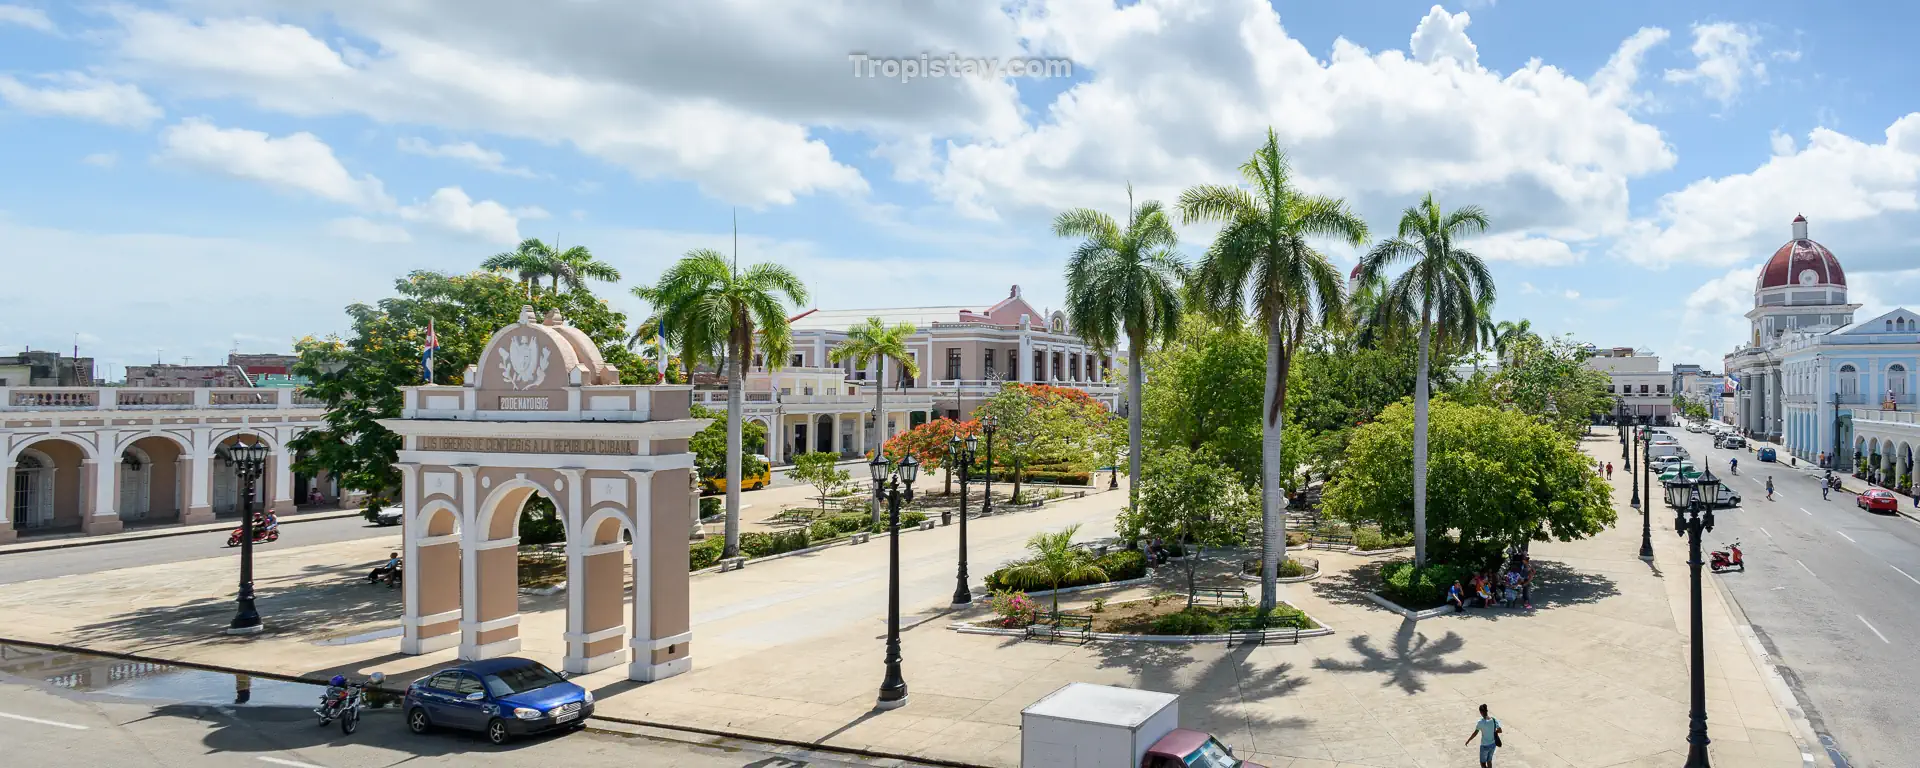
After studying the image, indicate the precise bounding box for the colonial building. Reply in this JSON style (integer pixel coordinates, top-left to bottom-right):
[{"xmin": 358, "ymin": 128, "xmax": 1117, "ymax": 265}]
[
  {"xmin": 711, "ymin": 285, "xmax": 1124, "ymax": 462},
  {"xmin": 1589, "ymin": 348, "xmax": 1674, "ymax": 425},
  {"xmin": 0, "ymin": 350, "xmax": 94, "ymax": 387},
  {"xmin": 1723, "ymin": 216, "xmax": 1920, "ymax": 481},
  {"xmin": 2, "ymin": 384, "xmax": 332, "ymax": 542}
]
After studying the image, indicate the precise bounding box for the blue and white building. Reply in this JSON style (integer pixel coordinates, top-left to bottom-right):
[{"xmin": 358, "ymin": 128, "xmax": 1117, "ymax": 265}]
[{"xmin": 1724, "ymin": 216, "xmax": 1920, "ymax": 486}]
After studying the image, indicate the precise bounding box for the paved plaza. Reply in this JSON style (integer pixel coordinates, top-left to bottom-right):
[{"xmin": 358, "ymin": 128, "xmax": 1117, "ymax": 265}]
[{"xmin": 0, "ymin": 439, "xmax": 1820, "ymax": 767}]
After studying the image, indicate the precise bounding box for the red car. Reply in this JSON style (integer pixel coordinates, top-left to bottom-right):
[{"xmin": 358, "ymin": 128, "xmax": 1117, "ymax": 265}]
[
  {"xmin": 1858, "ymin": 488, "xmax": 1901, "ymax": 513},
  {"xmin": 1142, "ymin": 728, "xmax": 1268, "ymax": 768}
]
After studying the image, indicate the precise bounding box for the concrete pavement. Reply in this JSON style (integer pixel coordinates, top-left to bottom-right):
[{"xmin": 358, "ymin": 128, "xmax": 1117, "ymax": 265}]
[
  {"xmin": 1660, "ymin": 425, "xmax": 1920, "ymax": 767},
  {"xmin": 0, "ymin": 515, "xmax": 401, "ymax": 586}
]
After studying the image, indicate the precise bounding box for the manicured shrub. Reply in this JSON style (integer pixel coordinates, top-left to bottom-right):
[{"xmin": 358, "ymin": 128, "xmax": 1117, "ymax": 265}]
[
  {"xmin": 1285, "ymin": 530, "xmax": 1307, "ymax": 548},
  {"xmin": 740, "ymin": 529, "xmax": 810, "ymax": 559},
  {"xmin": 688, "ymin": 537, "xmax": 725, "ymax": 571},
  {"xmin": 865, "ymin": 509, "xmax": 928, "ymax": 533},
  {"xmin": 1352, "ymin": 526, "xmax": 1414, "ymax": 551},
  {"xmin": 1379, "ymin": 561, "xmax": 1470, "ymax": 608},
  {"xmin": 698, "ymin": 496, "xmax": 722, "ymax": 519},
  {"xmin": 988, "ymin": 589, "xmax": 1037, "ymax": 628},
  {"xmin": 1094, "ymin": 549, "xmax": 1146, "ymax": 581},
  {"xmin": 807, "ymin": 519, "xmax": 839, "ymax": 542},
  {"xmin": 1149, "ymin": 609, "xmax": 1222, "ymax": 635},
  {"xmin": 825, "ymin": 512, "xmax": 871, "ymax": 535},
  {"xmin": 1427, "ymin": 536, "xmax": 1508, "ymax": 573}
]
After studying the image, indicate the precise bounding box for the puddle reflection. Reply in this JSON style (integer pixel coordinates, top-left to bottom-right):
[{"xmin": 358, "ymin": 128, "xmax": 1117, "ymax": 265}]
[{"xmin": 0, "ymin": 644, "xmax": 361, "ymax": 709}]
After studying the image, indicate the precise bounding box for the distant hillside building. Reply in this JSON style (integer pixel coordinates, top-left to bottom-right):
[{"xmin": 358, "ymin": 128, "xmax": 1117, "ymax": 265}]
[
  {"xmin": 0, "ymin": 350, "xmax": 95, "ymax": 387},
  {"xmin": 125, "ymin": 352, "xmax": 303, "ymax": 388}
]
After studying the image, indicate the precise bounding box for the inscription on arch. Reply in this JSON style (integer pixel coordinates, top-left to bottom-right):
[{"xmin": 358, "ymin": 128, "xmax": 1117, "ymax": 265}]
[{"xmin": 418, "ymin": 436, "xmax": 636, "ymax": 456}]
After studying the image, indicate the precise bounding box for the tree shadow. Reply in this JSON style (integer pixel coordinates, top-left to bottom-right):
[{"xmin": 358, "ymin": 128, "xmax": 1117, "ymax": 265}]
[
  {"xmin": 1306, "ymin": 558, "xmax": 1387, "ymax": 609},
  {"xmin": 64, "ymin": 573, "xmax": 404, "ymax": 653},
  {"xmin": 1524, "ymin": 559, "xmax": 1620, "ymax": 609},
  {"xmin": 1086, "ymin": 640, "xmax": 1308, "ymax": 731},
  {"xmin": 137, "ymin": 700, "xmax": 549, "ymax": 755},
  {"xmin": 1311, "ymin": 618, "xmax": 1483, "ymax": 694}
]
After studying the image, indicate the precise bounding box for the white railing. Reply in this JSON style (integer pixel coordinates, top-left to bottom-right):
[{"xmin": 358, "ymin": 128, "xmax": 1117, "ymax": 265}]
[
  {"xmin": 1852, "ymin": 408, "xmax": 1920, "ymax": 425},
  {"xmin": 0, "ymin": 387, "xmax": 322, "ymax": 412}
]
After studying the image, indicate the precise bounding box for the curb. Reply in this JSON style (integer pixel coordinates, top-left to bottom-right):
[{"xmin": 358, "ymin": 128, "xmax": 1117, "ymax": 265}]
[
  {"xmin": 1234, "ymin": 564, "xmax": 1322, "ymax": 584},
  {"xmin": 1364, "ymin": 591, "xmax": 1462, "ymax": 620},
  {"xmin": 0, "ymin": 509, "xmax": 370, "ymax": 556},
  {"xmin": 1711, "ymin": 572, "xmax": 1829, "ymax": 768},
  {"xmin": 1004, "ymin": 575, "xmax": 1154, "ymax": 598},
  {"xmin": 950, "ymin": 620, "xmax": 1334, "ymax": 644},
  {"xmin": 0, "ymin": 635, "xmax": 992, "ymax": 768}
]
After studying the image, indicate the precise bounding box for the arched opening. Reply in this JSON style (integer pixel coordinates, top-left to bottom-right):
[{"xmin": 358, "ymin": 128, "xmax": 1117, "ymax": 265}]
[
  {"xmin": 405, "ymin": 502, "xmax": 463, "ymax": 655},
  {"xmin": 118, "ymin": 435, "xmax": 188, "ymax": 525},
  {"xmin": 10, "ymin": 438, "xmax": 90, "ymax": 535},
  {"xmin": 1889, "ymin": 364, "xmax": 1910, "ymax": 401}
]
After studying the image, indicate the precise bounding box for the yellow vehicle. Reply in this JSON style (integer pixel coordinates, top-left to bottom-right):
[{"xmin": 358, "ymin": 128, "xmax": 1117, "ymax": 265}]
[{"xmin": 701, "ymin": 456, "xmax": 772, "ymax": 494}]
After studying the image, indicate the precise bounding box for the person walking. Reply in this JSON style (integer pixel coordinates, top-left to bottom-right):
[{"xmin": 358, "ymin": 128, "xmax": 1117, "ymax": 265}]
[
  {"xmin": 1520, "ymin": 556, "xmax": 1534, "ymax": 609},
  {"xmin": 1822, "ymin": 474, "xmax": 1831, "ymax": 500},
  {"xmin": 1605, "ymin": 462, "xmax": 1614, "ymax": 480},
  {"xmin": 1766, "ymin": 476, "xmax": 1775, "ymax": 501},
  {"xmin": 1465, "ymin": 704, "xmax": 1502, "ymax": 767}
]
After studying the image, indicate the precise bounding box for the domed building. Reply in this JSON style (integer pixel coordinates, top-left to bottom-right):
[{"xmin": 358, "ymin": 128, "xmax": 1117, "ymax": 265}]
[{"xmin": 1724, "ymin": 216, "xmax": 1920, "ymax": 485}]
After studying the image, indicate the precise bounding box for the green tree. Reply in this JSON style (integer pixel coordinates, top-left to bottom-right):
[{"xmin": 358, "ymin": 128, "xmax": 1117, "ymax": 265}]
[
  {"xmin": 1321, "ymin": 396, "xmax": 1614, "ymax": 556},
  {"xmin": 290, "ymin": 270, "xmax": 645, "ymax": 508},
  {"xmin": 1496, "ymin": 334, "xmax": 1612, "ymax": 439},
  {"xmin": 790, "ymin": 451, "xmax": 850, "ymax": 511},
  {"xmin": 482, "ymin": 238, "xmax": 620, "ymax": 296},
  {"xmin": 1357, "ymin": 192, "xmax": 1495, "ymax": 568},
  {"xmin": 828, "ymin": 317, "xmax": 922, "ymax": 522},
  {"xmin": 637, "ymin": 249, "xmax": 807, "ymax": 558},
  {"xmin": 1139, "ymin": 312, "xmax": 1265, "ymax": 481},
  {"xmin": 1001, "ymin": 524, "xmax": 1109, "ymax": 615},
  {"xmin": 976, "ymin": 384, "xmax": 1101, "ymax": 502},
  {"xmin": 690, "ymin": 404, "xmax": 767, "ymax": 480},
  {"xmin": 1057, "ymin": 186, "xmax": 1185, "ymax": 514},
  {"xmin": 1182, "ymin": 128, "xmax": 1368, "ymax": 611},
  {"xmin": 882, "ymin": 417, "xmax": 978, "ymax": 496},
  {"xmin": 1121, "ymin": 446, "xmax": 1259, "ymax": 608}
]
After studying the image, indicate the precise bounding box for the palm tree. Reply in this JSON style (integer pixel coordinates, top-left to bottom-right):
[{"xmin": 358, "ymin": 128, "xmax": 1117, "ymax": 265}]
[
  {"xmin": 482, "ymin": 238, "xmax": 621, "ymax": 297},
  {"xmin": 1357, "ymin": 192, "xmax": 1495, "ymax": 568},
  {"xmin": 482, "ymin": 239, "xmax": 552, "ymax": 299},
  {"xmin": 1057, "ymin": 186, "xmax": 1185, "ymax": 516},
  {"xmin": 626, "ymin": 314, "xmax": 675, "ymax": 384},
  {"xmin": 828, "ymin": 316, "xmax": 921, "ymax": 523},
  {"xmin": 1181, "ymin": 128, "xmax": 1368, "ymax": 612},
  {"xmin": 1001, "ymin": 524, "xmax": 1108, "ymax": 615},
  {"xmin": 1492, "ymin": 317, "xmax": 1534, "ymax": 368},
  {"xmin": 635, "ymin": 249, "xmax": 807, "ymax": 558}
]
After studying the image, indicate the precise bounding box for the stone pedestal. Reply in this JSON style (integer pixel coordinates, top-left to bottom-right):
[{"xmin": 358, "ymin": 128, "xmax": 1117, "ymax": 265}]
[
  {"xmin": 181, "ymin": 506, "xmax": 216, "ymax": 525},
  {"xmin": 82, "ymin": 516, "xmax": 124, "ymax": 536}
]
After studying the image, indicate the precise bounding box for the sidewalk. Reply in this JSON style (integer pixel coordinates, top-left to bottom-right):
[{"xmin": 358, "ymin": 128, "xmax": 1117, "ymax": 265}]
[{"xmin": 0, "ymin": 507, "xmax": 367, "ymax": 556}]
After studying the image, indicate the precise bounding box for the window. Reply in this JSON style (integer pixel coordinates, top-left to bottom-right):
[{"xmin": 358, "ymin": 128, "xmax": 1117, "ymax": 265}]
[
  {"xmin": 754, "ymin": 353, "xmax": 764, "ymax": 368},
  {"xmin": 453, "ymin": 674, "xmax": 486, "ymax": 697},
  {"xmin": 1007, "ymin": 350, "xmax": 1019, "ymax": 380},
  {"xmin": 803, "ymin": 385, "xmax": 814, "ymax": 396},
  {"xmin": 427, "ymin": 672, "xmax": 461, "ymax": 692},
  {"xmin": 789, "ymin": 353, "xmax": 804, "ymax": 367},
  {"xmin": 1607, "ymin": 384, "xmax": 1615, "ymax": 393},
  {"xmin": 826, "ymin": 387, "xmax": 836, "ymax": 396},
  {"xmin": 1639, "ymin": 385, "xmax": 1649, "ymax": 394},
  {"xmin": 779, "ymin": 387, "xmax": 792, "ymax": 396},
  {"xmin": 1657, "ymin": 384, "xmax": 1666, "ymax": 394},
  {"xmin": 984, "ymin": 350, "xmax": 996, "ymax": 377},
  {"xmin": 1892, "ymin": 364, "xmax": 1910, "ymax": 395},
  {"xmin": 946, "ymin": 348, "xmax": 962, "ymax": 380},
  {"xmin": 1840, "ymin": 365, "xmax": 1858, "ymax": 396},
  {"xmin": 480, "ymin": 662, "xmax": 564, "ymax": 697}
]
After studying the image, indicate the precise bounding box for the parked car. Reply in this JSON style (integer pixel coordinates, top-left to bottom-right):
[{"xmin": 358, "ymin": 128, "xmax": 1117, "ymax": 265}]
[
  {"xmin": 1143, "ymin": 729, "xmax": 1261, "ymax": 768},
  {"xmin": 1757, "ymin": 447, "xmax": 1777, "ymax": 462},
  {"xmin": 373, "ymin": 506, "xmax": 403, "ymax": 526},
  {"xmin": 1687, "ymin": 423, "xmax": 1707, "ymax": 433},
  {"xmin": 1859, "ymin": 488, "xmax": 1901, "ymax": 514},
  {"xmin": 1717, "ymin": 436, "xmax": 1747, "ymax": 449},
  {"xmin": 1651, "ymin": 455, "xmax": 1683, "ymax": 473},
  {"xmin": 404, "ymin": 658, "xmax": 592, "ymax": 745}
]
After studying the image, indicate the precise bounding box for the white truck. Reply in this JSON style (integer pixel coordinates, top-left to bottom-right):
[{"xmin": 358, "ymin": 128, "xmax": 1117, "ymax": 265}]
[{"xmin": 1021, "ymin": 682, "xmax": 1264, "ymax": 768}]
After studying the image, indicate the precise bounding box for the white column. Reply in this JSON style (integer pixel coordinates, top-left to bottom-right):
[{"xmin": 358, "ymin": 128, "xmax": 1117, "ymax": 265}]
[
  {"xmin": 625, "ymin": 469, "xmax": 657, "ymax": 681},
  {"xmin": 767, "ymin": 414, "xmax": 783, "ymax": 463},
  {"xmin": 399, "ymin": 462, "xmax": 427, "ymax": 654},
  {"xmin": 453, "ymin": 464, "xmax": 481, "ymax": 658},
  {"xmin": 270, "ymin": 445, "xmax": 294, "ymax": 512},
  {"xmin": 832, "ymin": 413, "xmax": 843, "ymax": 455},
  {"xmin": 0, "ymin": 457, "xmax": 14, "ymax": 542},
  {"xmin": 558, "ymin": 468, "xmax": 590, "ymax": 674},
  {"xmin": 855, "ymin": 414, "xmax": 867, "ymax": 456},
  {"xmin": 190, "ymin": 428, "xmax": 212, "ymax": 510},
  {"xmin": 88, "ymin": 459, "xmax": 115, "ymax": 520},
  {"xmin": 1018, "ymin": 333, "xmax": 1033, "ymax": 383}
]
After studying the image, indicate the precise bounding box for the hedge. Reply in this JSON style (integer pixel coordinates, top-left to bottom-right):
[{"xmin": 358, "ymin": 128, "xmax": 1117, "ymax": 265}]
[
  {"xmin": 1352, "ymin": 527, "xmax": 1413, "ymax": 551},
  {"xmin": 982, "ymin": 470, "xmax": 1092, "ymax": 486},
  {"xmin": 1378, "ymin": 561, "xmax": 1471, "ymax": 609},
  {"xmin": 1146, "ymin": 604, "xmax": 1313, "ymax": 635},
  {"xmin": 985, "ymin": 548, "xmax": 1145, "ymax": 592},
  {"xmin": 691, "ymin": 510, "xmax": 932, "ymax": 571}
]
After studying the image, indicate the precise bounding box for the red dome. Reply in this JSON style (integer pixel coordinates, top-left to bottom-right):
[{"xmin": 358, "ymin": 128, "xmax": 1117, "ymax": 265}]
[{"xmin": 1757, "ymin": 215, "xmax": 1845, "ymax": 290}]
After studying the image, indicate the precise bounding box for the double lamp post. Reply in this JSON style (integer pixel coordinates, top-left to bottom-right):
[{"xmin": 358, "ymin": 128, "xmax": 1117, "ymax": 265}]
[
  {"xmin": 222, "ymin": 439, "xmax": 271, "ymax": 635},
  {"xmin": 869, "ymin": 452, "xmax": 920, "ymax": 711},
  {"xmin": 946, "ymin": 415, "xmax": 995, "ymax": 606},
  {"xmin": 1661, "ymin": 460, "xmax": 1722, "ymax": 768}
]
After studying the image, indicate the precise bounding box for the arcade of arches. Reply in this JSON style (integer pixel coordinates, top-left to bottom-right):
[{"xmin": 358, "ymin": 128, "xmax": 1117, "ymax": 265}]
[{"xmin": 383, "ymin": 307, "xmax": 706, "ymax": 681}]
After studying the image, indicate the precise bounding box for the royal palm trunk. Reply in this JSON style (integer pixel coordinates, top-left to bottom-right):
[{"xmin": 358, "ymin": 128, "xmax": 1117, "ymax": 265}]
[
  {"xmin": 1413, "ymin": 312, "xmax": 1431, "ymax": 569},
  {"xmin": 724, "ymin": 343, "xmax": 745, "ymax": 559},
  {"xmin": 1127, "ymin": 332, "xmax": 1145, "ymax": 512},
  {"xmin": 871, "ymin": 362, "xmax": 886, "ymax": 524},
  {"xmin": 1259, "ymin": 316, "xmax": 1287, "ymax": 612}
]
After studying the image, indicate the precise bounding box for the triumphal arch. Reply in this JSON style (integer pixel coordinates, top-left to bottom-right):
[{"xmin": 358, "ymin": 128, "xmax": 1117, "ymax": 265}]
[{"xmin": 380, "ymin": 307, "xmax": 709, "ymax": 682}]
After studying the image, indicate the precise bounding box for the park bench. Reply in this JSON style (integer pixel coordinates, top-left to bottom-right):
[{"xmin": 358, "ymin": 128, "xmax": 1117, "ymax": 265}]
[
  {"xmin": 1225, "ymin": 614, "xmax": 1301, "ymax": 647},
  {"xmin": 1190, "ymin": 586, "xmax": 1248, "ymax": 605},
  {"xmin": 717, "ymin": 556, "xmax": 747, "ymax": 572},
  {"xmin": 848, "ymin": 532, "xmax": 871, "ymax": 545},
  {"xmin": 1305, "ymin": 527, "xmax": 1353, "ymax": 550},
  {"xmin": 772, "ymin": 508, "xmax": 813, "ymax": 525},
  {"xmin": 917, "ymin": 520, "xmax": 936, "ymax": 531},
  {"xmin": 1028, "ymin": 611, "xmax": 1092, "ymax": 643}
]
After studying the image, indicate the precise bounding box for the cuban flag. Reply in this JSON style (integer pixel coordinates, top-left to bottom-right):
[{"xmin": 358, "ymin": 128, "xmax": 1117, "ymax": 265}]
[{"xmin": 422, "ymin": 319, "xmax": 440, "ymax": 384}]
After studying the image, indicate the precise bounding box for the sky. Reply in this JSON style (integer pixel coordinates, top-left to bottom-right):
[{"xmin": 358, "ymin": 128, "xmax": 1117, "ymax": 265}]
[{"xmin": 3, "ymin": 0, "xmax": 1919, "ymax": 381}]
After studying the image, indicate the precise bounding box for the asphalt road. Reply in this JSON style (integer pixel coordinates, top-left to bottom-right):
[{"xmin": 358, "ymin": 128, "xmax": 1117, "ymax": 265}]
[
  {"xmin": 1659, "ymin": 427, "xmax": 1920, "ymax": 768},
  {"xmin": 0, "ymin": 645, "xmax": 927, "ymax": 768},
  {"xmin": 0, "ymin": 516, "xmax": 402, "ymax": 586}
]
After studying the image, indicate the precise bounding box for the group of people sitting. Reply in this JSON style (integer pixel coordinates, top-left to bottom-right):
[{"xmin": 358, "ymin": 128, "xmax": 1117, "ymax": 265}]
[{"xmin": 1446, "ymin": 556, "xmax": 1534, "ymax": 612}]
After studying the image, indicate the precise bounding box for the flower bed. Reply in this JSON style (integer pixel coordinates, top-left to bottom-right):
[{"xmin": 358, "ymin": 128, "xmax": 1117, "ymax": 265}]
[
  {"xmin": 1240, "ymin": 555, "xmax": 1319, "ymax": 581},
  {"xmin": 980, "ymin": 592, "xmax": 1318, "ymax": 635},
  {"xmin": 982, "ymin": 548, "xmax": 1147, "ymax": 592}
]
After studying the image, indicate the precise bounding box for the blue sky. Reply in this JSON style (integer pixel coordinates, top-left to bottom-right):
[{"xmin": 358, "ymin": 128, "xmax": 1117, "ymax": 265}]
[{"xmin": 3, "ymin": 0, "xmax": 1918, "ymax": 381}]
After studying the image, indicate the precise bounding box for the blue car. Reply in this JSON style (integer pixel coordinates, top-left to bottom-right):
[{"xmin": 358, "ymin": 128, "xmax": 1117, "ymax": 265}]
[
  {"xmin": 404, "ymin": 657, "xmax": 593, "ymax": 744},
  {"xmin": 1757, "ymin": 447, "xmax": 1777, "ymax": 462}
]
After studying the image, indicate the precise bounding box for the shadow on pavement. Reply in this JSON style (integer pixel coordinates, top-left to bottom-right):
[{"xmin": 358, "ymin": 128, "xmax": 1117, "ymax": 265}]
[
  {"xmin": 1312, "ymin": 618, "xmax": 1483, "ymax": 694},
  {"xmin": 1305, "ymin": 558, "xmax": 1386, "ymax": 609},
  {"xmin": 1088, "ymin": 639, "xmax": 1308, "ymax": 731},
  {"xmin": 139, "ymin": 700, "xmax": 550, "ymax": 756},
  {"xmin": 67, "ymin": 571, "xmax": 403, "ymax": 652}
]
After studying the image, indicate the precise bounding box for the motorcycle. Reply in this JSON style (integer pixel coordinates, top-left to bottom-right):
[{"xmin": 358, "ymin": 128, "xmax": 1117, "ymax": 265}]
[
  {"xmin": 225, "ymin": 517, "xmax": 280, "ymax": 548},
  {"xmin": 315, "ymin": 681, "xmax": 366, "ymax": 734},
  {"xmin": 1710, "ymin": 542, "xmax": 1744, "ymax": 573},
  {"xmin": 369, "ymin": 562, "xmax": 404, "ymax": 589}
]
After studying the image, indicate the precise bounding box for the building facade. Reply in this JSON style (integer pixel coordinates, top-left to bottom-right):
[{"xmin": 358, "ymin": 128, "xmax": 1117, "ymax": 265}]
[
  {"xmin": 2, "ymin": 385, "xmax": 333, "ymax": 542},
  {"xmin": 0, "ymin": 351, "xmax": 94, "ymax": 387},
  {"xmin": 1723, "ymin": 216, "xmax": 1920, "ymax": 478},
  {"xmin": 715, "ymin": 285, "xmax": 1124, "ymax": 462},
  {"xmin": 1589, "ymin": 348, "xmax": 1674, "ymax": 424}
]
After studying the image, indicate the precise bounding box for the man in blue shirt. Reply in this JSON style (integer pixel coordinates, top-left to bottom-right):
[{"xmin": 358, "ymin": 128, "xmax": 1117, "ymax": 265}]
[{"xmin": 1465, "ymin": 703, "xmax": 1501, "ymax": 766}]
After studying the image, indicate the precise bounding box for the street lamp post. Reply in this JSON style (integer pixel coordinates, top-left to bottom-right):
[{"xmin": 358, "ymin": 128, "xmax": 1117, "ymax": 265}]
[
  {"xmin": 870, "ymin": 453, "xmax": 919, "ymax": 711},
  {"xmin": 1617, "ymin": 398, "xmax": 1629, "ymax": 460},
  {"xmin": 948, "ymin": 425, "xmax": 984, "ymax": 606},
  {"xmin": 1629, "ymin": 425, "xmax": 1641, "ymax": 509},
  {"xmin": 982, "ymin": 416, "xmax": 995, "ymax": 517},
  {"xmin": 1638, "ymin": 426, "xmax": 1655, "ymax": 561},
  {"xmin": 222, "ymin": 440, "xmax": 270, "ymax": 635},
  {"xmin": 1666, "ymin": 463, "xmax": 1719, "ymax": 767}
]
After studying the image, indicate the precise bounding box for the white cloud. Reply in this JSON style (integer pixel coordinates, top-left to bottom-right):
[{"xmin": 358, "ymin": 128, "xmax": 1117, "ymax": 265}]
[
  {"xmin": 1563, "ymin": 289, "xmax": 1581, "ymax": 300},
  {"xmin": 1519, "ymin": 281, "xmax": 1539, "ymax": 295},
  {"xmin": 399, "ymin": 187, "xmax": 524, "ymax": 244},
  {"xmin": 326, "ymin": 216, "xmax": 411, "ymax": 243},
  {"xmin": 937, "ymin": 0, "xmax": 1676, "ymax": 251},
  {"xmin": 156, "ymin": 118, "xmax": 393, "ymax": 209},
  {"xmin": 1467, "ymin": 231, "xmax": 1582, "ymax": 266},
  {"xmin": 0, "ymin": 4, "xmax": 53, "ymax": 33},
  {"xmin": 1613, "ymin": 113, "xmax": 1920, "ymax": 270},
  {"xmin": 1664, "ymin": 22, "xmax": 1765, "ymax": 107},
  {"xmin": 397, "ymin": 137, "xmax": 536, "ymax": 177},
  {"xmin": 102, "ymin": 5, "xmax": 880, "ymax": 207},
  {"xmin": 81, "ymin": 152, "xmax": 117, "ymax": 168},
  {"xmin": 1590, "ymin": 27, "xmax": 1671, "ymax": 109},
  {"xmin": 0, "ymin": 72, "xmax": 162, "ymax": 127},
  {"xmin": 1679, "ymin": 264, "xmax": 1762, "ymax": 357},
  {"xmin": 1769, "ymin": 129, "xmax": 1795, "ymax": 156}
]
